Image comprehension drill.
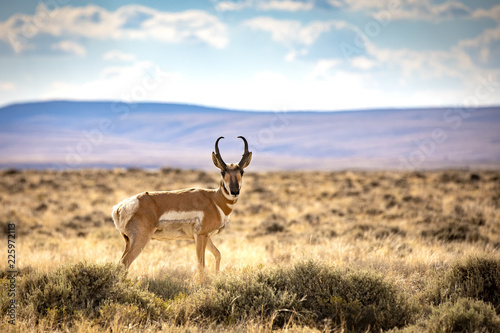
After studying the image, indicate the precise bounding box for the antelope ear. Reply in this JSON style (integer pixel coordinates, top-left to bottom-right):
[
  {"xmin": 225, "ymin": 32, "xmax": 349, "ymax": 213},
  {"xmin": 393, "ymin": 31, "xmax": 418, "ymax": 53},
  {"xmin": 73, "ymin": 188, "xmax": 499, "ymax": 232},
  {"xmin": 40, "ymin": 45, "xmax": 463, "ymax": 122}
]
[
  {"xmin": 212, "ymin": 152, "xmax": 225, "ymax": 170},
  {"xmin": 239, "ymin": 152, "xmax": 252, "ymax": 169}
]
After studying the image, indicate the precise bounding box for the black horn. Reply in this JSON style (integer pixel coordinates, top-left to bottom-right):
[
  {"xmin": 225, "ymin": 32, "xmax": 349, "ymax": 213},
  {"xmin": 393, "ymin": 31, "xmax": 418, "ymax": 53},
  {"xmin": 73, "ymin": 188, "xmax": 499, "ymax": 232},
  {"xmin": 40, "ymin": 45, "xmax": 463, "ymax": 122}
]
[
  {"xmin": 212, "ymin": 136, "xmax": 227, "ymax": 170},
  {"xmin": 237, "ymin": 136, "xmax": 252, "ymax": 169}
]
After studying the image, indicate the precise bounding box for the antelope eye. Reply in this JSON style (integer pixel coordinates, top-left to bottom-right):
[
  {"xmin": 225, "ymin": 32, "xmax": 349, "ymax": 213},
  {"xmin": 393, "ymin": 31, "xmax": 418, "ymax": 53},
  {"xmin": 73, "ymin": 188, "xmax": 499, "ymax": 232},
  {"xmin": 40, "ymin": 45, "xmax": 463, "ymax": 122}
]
[
  {"xmin": 221, "ymin": 171, "xmax": 226, "ymax": 177},
  {"xmin": 240, "ymin": 170, "xmax": 245, "ymax": 176}
]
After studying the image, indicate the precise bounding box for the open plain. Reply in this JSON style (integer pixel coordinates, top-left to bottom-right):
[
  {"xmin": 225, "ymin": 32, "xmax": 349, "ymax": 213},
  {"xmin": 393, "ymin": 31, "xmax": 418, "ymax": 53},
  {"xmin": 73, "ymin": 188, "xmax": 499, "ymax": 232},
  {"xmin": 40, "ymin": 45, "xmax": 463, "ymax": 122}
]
[{"xmin": 1, "ymin": 168, "xmax": 500, "ymax": 332}]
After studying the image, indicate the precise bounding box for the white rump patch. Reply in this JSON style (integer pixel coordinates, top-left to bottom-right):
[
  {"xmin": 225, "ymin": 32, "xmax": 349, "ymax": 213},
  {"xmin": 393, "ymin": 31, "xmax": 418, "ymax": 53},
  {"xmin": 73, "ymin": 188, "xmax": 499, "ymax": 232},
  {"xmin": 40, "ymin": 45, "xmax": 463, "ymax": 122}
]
[
  {"xmin": 158, "ymin": 211, "xmax": 204, "ymax": 232},
  {"xmin": 112, "ymin": 196, "xmax": 139, "ymax": 230}
]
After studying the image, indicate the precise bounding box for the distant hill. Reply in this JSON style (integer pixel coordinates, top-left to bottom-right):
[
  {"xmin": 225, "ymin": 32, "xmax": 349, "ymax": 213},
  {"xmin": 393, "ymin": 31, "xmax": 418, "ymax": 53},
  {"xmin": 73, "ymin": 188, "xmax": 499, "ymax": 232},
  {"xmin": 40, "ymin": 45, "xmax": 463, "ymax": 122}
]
[{"xmin": 1, "ymin": 101, "xmax": 499, "ymax": 170}]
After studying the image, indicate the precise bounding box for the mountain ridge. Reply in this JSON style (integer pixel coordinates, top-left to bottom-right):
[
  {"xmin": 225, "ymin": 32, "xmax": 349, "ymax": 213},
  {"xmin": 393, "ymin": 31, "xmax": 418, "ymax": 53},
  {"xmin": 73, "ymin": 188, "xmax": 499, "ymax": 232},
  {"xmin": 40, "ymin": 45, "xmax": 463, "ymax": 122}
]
[{"xmin": 1, "ymin": 101, "xmax": 499, "ymax": 170}]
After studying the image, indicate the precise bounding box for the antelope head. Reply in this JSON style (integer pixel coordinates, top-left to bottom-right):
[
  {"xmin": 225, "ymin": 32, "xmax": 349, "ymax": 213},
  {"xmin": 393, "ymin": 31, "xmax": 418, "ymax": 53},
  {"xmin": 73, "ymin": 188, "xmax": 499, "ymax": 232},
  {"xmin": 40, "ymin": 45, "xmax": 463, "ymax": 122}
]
[{"xmin": 212, "ymin": 136, "xmax": 252, "ymax": 198}]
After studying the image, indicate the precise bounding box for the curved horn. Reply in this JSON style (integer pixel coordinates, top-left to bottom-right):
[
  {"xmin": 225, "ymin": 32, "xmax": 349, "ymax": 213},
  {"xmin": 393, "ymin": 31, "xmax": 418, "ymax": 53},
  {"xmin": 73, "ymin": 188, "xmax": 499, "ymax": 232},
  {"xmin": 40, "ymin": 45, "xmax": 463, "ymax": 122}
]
[
  {"xmin": 212, "ymin": 136, "xmax": 227, "ymax": 170},
  {"xmin": 237, "ymin": 136, "xmax": 252, "ymax": 169}
]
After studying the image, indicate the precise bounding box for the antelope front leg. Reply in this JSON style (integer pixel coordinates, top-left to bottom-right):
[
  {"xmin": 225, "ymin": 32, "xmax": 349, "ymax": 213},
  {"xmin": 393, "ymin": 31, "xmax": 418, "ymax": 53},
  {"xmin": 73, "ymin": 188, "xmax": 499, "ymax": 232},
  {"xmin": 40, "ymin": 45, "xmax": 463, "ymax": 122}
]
[
  {"xmin": 206, "ymin": 237, "xmax": 221, "ymax": 273},
  {"xmin": 195, "ymin": 234, "xmax": 208, "ymax": 281}
]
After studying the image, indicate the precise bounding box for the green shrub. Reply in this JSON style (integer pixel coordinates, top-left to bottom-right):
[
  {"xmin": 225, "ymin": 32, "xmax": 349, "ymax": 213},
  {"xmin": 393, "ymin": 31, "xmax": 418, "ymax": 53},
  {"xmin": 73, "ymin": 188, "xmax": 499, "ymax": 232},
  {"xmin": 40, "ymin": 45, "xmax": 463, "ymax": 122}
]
[
  {"xmin": 195, "ymin": 273, "xmax": 299, "ymax": 327},
  {"xmin": 1, "ymin": 260, "xmax": 415, "ymax": 331},
  {"xmin": 426, "ymin": 257, "xmax": 500, "ymax": 312},
  {"xmin": 177, "ymin": 260, "xmax": 412, "ymax": 332},
  {"xmin": 99, "ymin": 302, "xmax": 147, "ymax": 329},
  {"xmin": 142, "ymin": 274, "xmax": 188, "ymax": 301},
  {"xmin": 3, "ymin": 261, "xmax": 168, "ymax": 329},
  {"xmin": 425, "ymin": 298, "xmax": 500, "ymax": 333},
  {"xmin": 275, "ymin": 260, "xmax": 413, "ymax": 331}
]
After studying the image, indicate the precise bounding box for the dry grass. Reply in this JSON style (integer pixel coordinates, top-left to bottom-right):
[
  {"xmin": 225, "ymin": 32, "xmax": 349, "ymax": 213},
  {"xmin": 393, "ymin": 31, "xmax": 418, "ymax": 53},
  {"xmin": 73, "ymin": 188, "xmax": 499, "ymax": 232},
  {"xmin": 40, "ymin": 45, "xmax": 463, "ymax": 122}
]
[{"xmin": 1, "ymin": 168, "xmax": 499, "ymax": 331}]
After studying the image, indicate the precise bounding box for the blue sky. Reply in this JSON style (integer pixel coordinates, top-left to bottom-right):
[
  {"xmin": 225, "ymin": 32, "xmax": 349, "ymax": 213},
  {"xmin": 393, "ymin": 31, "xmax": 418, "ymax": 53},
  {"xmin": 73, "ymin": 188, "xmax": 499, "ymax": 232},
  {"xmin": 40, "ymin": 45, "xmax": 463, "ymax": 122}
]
[{"xmin": 0, "ymin": 0, "xmax": 499, "ymax": 111}]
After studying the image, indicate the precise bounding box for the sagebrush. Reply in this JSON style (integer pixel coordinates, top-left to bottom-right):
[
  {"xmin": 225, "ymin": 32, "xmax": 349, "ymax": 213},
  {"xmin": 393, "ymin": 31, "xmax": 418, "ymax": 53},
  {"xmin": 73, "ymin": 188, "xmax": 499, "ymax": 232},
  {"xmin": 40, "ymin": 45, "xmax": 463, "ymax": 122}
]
[{"xmin": 0, "ymin": 169, "xmax": 499, "ymax": 332}]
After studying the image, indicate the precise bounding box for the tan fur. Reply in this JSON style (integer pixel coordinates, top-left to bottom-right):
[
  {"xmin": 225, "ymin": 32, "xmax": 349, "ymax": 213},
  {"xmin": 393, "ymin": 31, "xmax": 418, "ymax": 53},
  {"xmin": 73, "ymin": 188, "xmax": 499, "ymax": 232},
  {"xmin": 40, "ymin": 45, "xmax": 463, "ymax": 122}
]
[{"xmin": 111, "ymin": 137, "xmax": 252, "ymax": 280}]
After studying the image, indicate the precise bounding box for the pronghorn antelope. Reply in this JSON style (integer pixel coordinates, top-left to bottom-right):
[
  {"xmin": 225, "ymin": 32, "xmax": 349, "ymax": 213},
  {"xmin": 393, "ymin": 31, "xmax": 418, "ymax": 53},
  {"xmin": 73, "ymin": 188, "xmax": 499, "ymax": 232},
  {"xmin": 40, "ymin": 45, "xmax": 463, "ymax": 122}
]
[{"xmin": 111, "ymin": 136, "xmax": 252, "ymax": 278}]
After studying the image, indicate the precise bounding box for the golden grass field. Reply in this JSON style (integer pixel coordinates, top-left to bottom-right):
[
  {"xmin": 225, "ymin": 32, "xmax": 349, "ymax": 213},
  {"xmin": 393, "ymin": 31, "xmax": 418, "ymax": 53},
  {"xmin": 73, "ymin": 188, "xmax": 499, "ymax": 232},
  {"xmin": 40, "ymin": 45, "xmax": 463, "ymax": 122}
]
[{"xmin": 1, "ymin": 168, "xmax": 500, "ymax": 332}]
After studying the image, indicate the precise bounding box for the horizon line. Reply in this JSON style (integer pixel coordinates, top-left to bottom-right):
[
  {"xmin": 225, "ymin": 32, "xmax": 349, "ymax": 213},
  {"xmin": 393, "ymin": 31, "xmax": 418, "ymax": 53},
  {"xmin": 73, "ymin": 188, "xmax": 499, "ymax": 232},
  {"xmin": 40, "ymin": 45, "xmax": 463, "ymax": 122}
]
[{"xmin": 1, "ymin": 99, "xmax": 500, "ymax": 114}]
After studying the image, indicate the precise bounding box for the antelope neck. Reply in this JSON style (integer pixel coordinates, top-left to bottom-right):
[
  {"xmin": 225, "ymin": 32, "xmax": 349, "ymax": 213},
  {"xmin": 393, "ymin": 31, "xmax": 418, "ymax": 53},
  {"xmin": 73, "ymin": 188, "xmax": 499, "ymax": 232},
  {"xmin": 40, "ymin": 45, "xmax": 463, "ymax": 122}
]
[{"xmin": 216, "ymin": 180, "xmax": 237, "ymax": 215}]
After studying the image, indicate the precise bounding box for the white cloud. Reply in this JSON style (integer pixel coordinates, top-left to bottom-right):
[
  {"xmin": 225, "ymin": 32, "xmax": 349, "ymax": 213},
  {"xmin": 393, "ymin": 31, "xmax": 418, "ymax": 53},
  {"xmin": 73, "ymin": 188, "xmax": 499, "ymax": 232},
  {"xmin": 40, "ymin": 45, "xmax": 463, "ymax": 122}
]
[
  {"xmin": 103, "ymin": 50, "xmax": 136, "ymax": 61},
  {"xmin": 472, "ymin": 4, "xmax": 500, "ymax": 22},
  {"xmin": 305, "ymin": 60, "xmax": 482, "ymax": 109},
  {"xmin": 355, "ymin": 39, "xmax": 500, "ymax": 108},
  {"xmin": 350, "ymin": 56, "xmax": 377, "ymax": 70},
  {"xmin": 216, "ymin": 0, "xmax": 484, "ymax": 22},
  {"xmin": 215, "ymin": 0, "xmax": 491, "ymax": 26},
  {"xmin": 51, "ymin": 40, "xmax": 86, "ymax": 56},
  {"xmin": 258, "ymin": 1, "xmax": 313, "ymax": 11},
  {"xmin": 329, "ymin": 0, "xmax": 386, "ymax": 11},
  {"xmin": 151, "ymin": 68, "xmax": 387, "ymax": 111},
  {"xmin": 479, "ymin": 47, "xmax": 490, "ymax": 64},
  {"xmin": 285, "ymin": 48, "xmax": 308, "ymax": 61},
  {"xmin": 324, "ymin": 0, "xmax": 473, "ymax": 21},
  {"xmin": 216, "ymin": 0, "xmax": 253, "ymax": 11},
  {"xmin": 244, "ymin": 17, "xmax": 302, "ymax": 46},
  {"xmin": 244, "ymin": 16, "xmax": 349, "ymax": 46},
  {"xmin": 356, "ymin": 6, "xmax": 500, "ymax": 85},
  {"xmin": 380, "ymin": 0, "xmax": 472, "ymax": 21},
  {"xmin": 266, "ymin": 70, "xmax": 385, "ymax": 110},
  {"xmin": 40, "ymin": 61, "xmax": 179, "ymax": 102},
  {"xmin": 253, "ymin": 70, "xmax": 289, "ymax": 83},
  {"xmin": 308, "ymin": 59, "xmax": 340, "ymax": 80},
  {"xmin": 244, "ymin": 17, "xmax": 354, "ymax": 62},
  {"xmin": 365, "ymin": 43, "xmax": 468, "ymax": 80},
  {"xmin": 459, "ymin": 5, "xmax": 500, "ymax": 55},
  {"xmin": 0, "ymin": 82, "xmax": 16, "ymax": 91},
  {"xmin": 136, "ymin": 9, "xmax": 227, "ymax": 48},
  {"xmin": 0, "ymin": 4, "xmax": 228, "ymax": 53},
  {"xmin": 49, "ymin": 63, "xmax": 384, "ymax": 111},
  {"xmin": 218, "ymin": 0, "xmax": 459, "ymax": 16},
  {"xmin": 216, "ymin": 0, "xmax": 313, "ymax": 12}
]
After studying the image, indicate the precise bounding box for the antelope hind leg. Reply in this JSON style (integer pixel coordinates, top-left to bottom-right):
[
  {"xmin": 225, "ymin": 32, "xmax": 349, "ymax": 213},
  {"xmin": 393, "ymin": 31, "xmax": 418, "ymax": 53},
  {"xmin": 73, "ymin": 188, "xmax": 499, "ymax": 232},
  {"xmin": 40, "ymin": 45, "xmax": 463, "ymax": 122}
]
[
  {"xmin": 119, "ymin": 232, "xmax": 131, "ymax": 265},
  {"xmin": 120, "ymin": 219, "xmax": 156, "ymax": 270}
]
